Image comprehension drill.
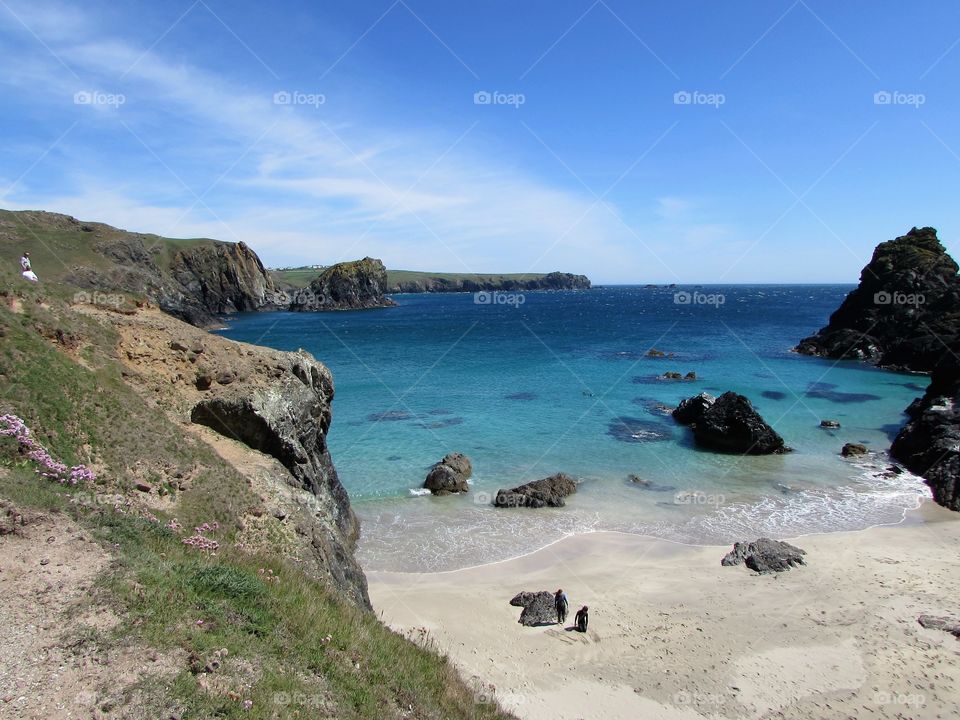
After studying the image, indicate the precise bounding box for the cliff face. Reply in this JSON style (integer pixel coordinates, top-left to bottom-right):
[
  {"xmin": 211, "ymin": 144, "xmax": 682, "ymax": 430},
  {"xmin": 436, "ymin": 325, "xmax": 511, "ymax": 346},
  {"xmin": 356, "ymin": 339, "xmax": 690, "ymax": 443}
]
[
  {"xmin": 290, "ymin": 257, "xmax": 396, "ymax": 311},
  {"xmin": 891, "ymin": 362, "xmax": 960, "ymax": 511},
  {"xmin": 387, "ymin": 271, "xmax": 591, "ymax": 294},
  {"xmin": 796, "ymin": 227, "xmax": 960, "ymax": 373},
  {"xmin": 107, "ymin": 307, "xmax": 370, "ymax": 607},
  {"xmin": 166, "ymin": 241, "xmax": 280, "ymax": 320},
  {"xmin": 65, "ymin": 233, "xmax": 281, "ymax": 327},
  {"xmin": 796, "ymin": 226, "xmax": 960, "ymax": 512}
]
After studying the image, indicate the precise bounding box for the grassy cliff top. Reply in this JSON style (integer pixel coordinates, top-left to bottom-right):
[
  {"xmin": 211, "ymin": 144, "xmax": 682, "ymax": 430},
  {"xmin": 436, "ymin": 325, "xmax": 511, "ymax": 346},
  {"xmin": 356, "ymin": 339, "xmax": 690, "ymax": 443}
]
[{"xmin": 0, "ymin": 208, "xmax": 223, "ymax": 283}]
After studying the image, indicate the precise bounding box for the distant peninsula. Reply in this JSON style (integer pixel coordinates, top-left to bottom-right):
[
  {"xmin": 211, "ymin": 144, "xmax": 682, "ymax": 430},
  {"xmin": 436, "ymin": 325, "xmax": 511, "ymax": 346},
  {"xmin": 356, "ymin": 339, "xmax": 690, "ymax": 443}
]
[{"xmin": 274, "ymin": 267, "xmax": 592, "ymax": 294}]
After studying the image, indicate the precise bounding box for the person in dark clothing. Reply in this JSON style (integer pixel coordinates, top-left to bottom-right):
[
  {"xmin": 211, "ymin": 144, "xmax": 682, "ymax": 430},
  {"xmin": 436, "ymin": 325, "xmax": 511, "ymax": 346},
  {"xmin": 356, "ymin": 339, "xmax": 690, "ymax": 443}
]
[
  {"xmin": 575, "ymin": 605, "xmax": 589, "ymax": 633},
  {"xmin": 554, "ymin": 588, "xmax": 569, "ymax": 625}
]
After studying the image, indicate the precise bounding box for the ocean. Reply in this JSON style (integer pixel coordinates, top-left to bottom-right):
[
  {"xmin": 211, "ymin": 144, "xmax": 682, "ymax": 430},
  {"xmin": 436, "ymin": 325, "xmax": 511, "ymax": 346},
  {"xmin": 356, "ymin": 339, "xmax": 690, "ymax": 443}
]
[{"xmin": 216, "ymin": 285, "xmax": 931, "ymax": 572}]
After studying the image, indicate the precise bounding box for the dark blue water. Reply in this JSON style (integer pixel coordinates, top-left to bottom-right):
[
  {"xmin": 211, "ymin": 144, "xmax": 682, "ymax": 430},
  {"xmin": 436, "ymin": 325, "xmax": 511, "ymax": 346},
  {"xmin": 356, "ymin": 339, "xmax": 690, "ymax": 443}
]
[{"xmin": 218, "ymin": 285, "xmax": 930, "ymax": 571}]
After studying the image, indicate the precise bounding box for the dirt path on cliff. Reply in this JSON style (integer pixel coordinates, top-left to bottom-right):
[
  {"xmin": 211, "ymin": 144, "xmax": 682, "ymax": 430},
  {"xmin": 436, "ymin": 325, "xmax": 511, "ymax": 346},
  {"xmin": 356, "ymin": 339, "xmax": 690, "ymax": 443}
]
[{"xmin": 0, "ymin": 495, "xmax": 179, "ymax": 719}]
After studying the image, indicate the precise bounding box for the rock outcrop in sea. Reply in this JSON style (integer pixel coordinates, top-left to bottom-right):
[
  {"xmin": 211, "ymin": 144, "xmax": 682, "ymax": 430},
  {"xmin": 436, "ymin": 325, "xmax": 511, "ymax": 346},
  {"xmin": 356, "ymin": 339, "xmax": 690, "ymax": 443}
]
[
  {"xmin": 796, "ymin": 227, "xmax": 960, "ymax": 372},
  {"xmin": 388, "ymin": 271, "xmax": 590, "ymax": 294},
  {"xmin": 423, "ymin": 452, "xmax": 472, "ymax": 495},
  {"xmin": 674, "ymin": 391, "xmax": 787, "ymax": 455},
  {"xmin": 290, "ymin": 257, "xmax": 396, "ymax": 311},
  {"xmin": 494, "ymin": 473, "xmax": 577, "ymax": 508},
  {"xmin": 796, "ymin": 226, "xmax": 960, "ymax": 512}
]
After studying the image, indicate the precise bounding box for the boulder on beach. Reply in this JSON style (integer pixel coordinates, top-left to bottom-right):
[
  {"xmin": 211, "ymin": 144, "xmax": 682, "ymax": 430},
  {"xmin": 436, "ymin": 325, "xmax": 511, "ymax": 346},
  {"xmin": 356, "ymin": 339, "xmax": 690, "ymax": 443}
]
[
  {"xmin": 672, "ymin": 392, "xmax": 715, "ymax": 425},
  {"xmin": 917, "ymin": 614, "xmax": 960, "ymax": 639},
  {"xmin": 509, "ymin": 591, "xmax": 556, "ymax": 626},
  {"xmin": 841, "ymin": 443, "xmax": 868, "ymax": 457},
  {"xmin": 721, "ymin": 538, "xmax": 806, "ymax": 573},
  {"xmin": 677, "ymin": 391, "xmax": 787, "ymax": 455},
  {"xmin": 494, "ymin": 473, "xmax": 577, "ymax": 508},
  {"xmin": 423, "ymin": 452, "xmax": 472, "ymax": 495}
]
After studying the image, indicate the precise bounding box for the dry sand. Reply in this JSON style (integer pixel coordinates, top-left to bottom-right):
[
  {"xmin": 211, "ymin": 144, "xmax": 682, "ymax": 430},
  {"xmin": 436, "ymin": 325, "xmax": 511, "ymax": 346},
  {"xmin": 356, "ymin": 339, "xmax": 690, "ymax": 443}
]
[{"xmin": 369, "ymin": 501, "xmax": 960, "ymax": 720}]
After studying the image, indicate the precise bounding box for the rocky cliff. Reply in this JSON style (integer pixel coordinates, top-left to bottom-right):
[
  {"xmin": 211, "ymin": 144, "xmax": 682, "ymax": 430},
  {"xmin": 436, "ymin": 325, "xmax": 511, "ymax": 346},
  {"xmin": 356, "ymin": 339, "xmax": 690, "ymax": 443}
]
[
  {"xmin": 891, "ymin": 361, "xmax": 960, "ymax": 510},
  {"xmin": 290, "ymin": 257, "xmax": 396, "ymax": 311},
  {"xmin": 1, "ymin": 210, "xmax": 396, "ymax": 326},
  {"xmin": 387, "ymin": 271, "xmax": 591, "ymax": 294},
  {"xmin": 796, "ymin": 226, "xmax": 960, "ymax": 511},
  {"xmin": 107, "ymin": 307, "xmax": 370, "ymax": 608},
  {"xmin": 796, "ymin": 227, "xmax": 960, "ymax": 373}
]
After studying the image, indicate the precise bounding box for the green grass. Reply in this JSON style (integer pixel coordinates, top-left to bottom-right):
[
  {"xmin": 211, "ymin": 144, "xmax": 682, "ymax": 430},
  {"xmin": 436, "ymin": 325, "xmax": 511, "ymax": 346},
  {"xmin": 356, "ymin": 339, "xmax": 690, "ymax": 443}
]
[
  {"xmin": 0, "ymin": 265, "xmax": 514, "ymax": 720},
  {"xmin": 0, "ymin": 208, "xmax": 222, "ymax": 285}
]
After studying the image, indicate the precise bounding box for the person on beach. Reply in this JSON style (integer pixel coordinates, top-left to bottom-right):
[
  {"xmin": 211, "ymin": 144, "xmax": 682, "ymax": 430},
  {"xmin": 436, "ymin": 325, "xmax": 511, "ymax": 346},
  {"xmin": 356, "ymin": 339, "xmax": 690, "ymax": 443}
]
[
  {"xmin": 575, "ymin": 605, "xmax": 589, "ymax": 633},
  {"xmin": 20, "ymin": 252, "xmax": 38, "ymax": 282},
  {"xmin": 554, "ymin": 589, "xmax": 569, "ymax": 625}
]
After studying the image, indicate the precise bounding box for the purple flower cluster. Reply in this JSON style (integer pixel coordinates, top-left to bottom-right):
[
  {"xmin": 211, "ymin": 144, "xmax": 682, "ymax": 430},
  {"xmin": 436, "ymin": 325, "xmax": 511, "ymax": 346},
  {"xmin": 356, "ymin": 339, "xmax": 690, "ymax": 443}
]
[
  {"xmin": 182, "ymin": 520, "xmax": 220, "ymax": 553},
  {"xmin": 0, "ymin": 414, "xmax": 96, "ymax": 486}
]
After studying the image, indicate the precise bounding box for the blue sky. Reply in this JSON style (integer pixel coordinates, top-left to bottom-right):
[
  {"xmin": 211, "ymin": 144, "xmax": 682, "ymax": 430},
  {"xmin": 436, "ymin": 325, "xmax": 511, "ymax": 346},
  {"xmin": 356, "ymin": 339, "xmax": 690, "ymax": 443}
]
[{"xmin": 1, "ymin": 0, "xmax": 958, "ymax": 283}]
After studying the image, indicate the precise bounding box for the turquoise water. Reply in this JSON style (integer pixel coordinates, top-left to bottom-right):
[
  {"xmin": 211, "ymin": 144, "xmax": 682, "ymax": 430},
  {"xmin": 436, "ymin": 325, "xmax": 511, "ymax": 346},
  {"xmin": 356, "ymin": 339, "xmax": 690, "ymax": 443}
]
[{"xmin": 217, "ymin": 285, "xmax": 931, "ymax": 571}]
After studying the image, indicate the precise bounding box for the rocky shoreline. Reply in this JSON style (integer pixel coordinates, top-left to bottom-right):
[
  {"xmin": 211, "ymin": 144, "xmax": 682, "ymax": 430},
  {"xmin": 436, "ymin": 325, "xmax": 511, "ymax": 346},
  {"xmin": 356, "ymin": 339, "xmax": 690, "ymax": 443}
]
[{"xmin": 797, "ymin": 226, "xmax": 960, "ymax": 511}]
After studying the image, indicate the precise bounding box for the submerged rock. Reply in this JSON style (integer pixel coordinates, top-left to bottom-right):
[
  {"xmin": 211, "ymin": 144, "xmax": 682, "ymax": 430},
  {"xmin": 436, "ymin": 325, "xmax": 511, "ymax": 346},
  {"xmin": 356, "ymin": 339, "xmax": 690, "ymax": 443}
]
[
  {"xmin": 423, "ymin": 452, "xmax": 472, "ymax": 495},
  {"xmin": 676, "ymin": 391, "xmax": 787, "ymax": 455},
  {"xmin": 721, "ymin": 538, "xmax": 806, "ymax": 573},
  {"xmin": 820, "ymin": 420, "xmax": 841, "ymax": 428},
  {"xmin": 509, "ymin": 591, "xmax": 557, "ymax": 626},
  {"xmin": 494, "ymin": 473, "xmax": 577, "ymax": 509}
]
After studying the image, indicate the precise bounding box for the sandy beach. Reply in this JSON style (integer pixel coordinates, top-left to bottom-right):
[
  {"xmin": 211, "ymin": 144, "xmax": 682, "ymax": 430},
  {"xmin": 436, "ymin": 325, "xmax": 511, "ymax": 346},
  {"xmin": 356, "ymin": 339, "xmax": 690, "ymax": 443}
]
[{"xmin": 369, "ymin": 502, "xmax": 960, "ymax": 720}]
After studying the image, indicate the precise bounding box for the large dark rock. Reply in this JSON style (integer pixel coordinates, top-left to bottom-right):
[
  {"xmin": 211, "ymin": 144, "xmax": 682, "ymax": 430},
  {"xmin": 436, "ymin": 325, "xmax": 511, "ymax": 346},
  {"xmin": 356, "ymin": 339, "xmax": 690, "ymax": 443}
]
[
  {"xmin": 795, "ymin": 226, "xmax": 960, "ymax": 513},
  {"xmin": 509, "ymin": 591, "xmax": 556, "ymax": 626},
  {"xmin": 891, "ymin": 362, "xmax": 960, "ymax": 510},
  {"xmin": 796, "ymin": 227, "xmax": 960, "ymax": 373},
  {"xmin": 494, "ymin": 473, "xmax": 577, "ymax": 508},
  {"xmin": 721, "ymin": 538, "xmax": 806, "ymax": 573},
  {"xmin": 672, "ymin": 392, "xmax": 715, "ymax": 425},
  {"xmin": 388, "ymin": 271, "xmax": 591, "ymax": 294},
  {"xmin": 679, "ymin": 391, "xmax": 787, "ymax": 455},
  {"xmin": 423, "ymin": 452, "xmax": 472, "ymax": 495},
  {"xmin": 190, "ymin": 351, "xmax": 369, "ymax": 608},
  {"xmin": 290, "ymin": 257, "xmax": 396, "ymax": 311}
]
